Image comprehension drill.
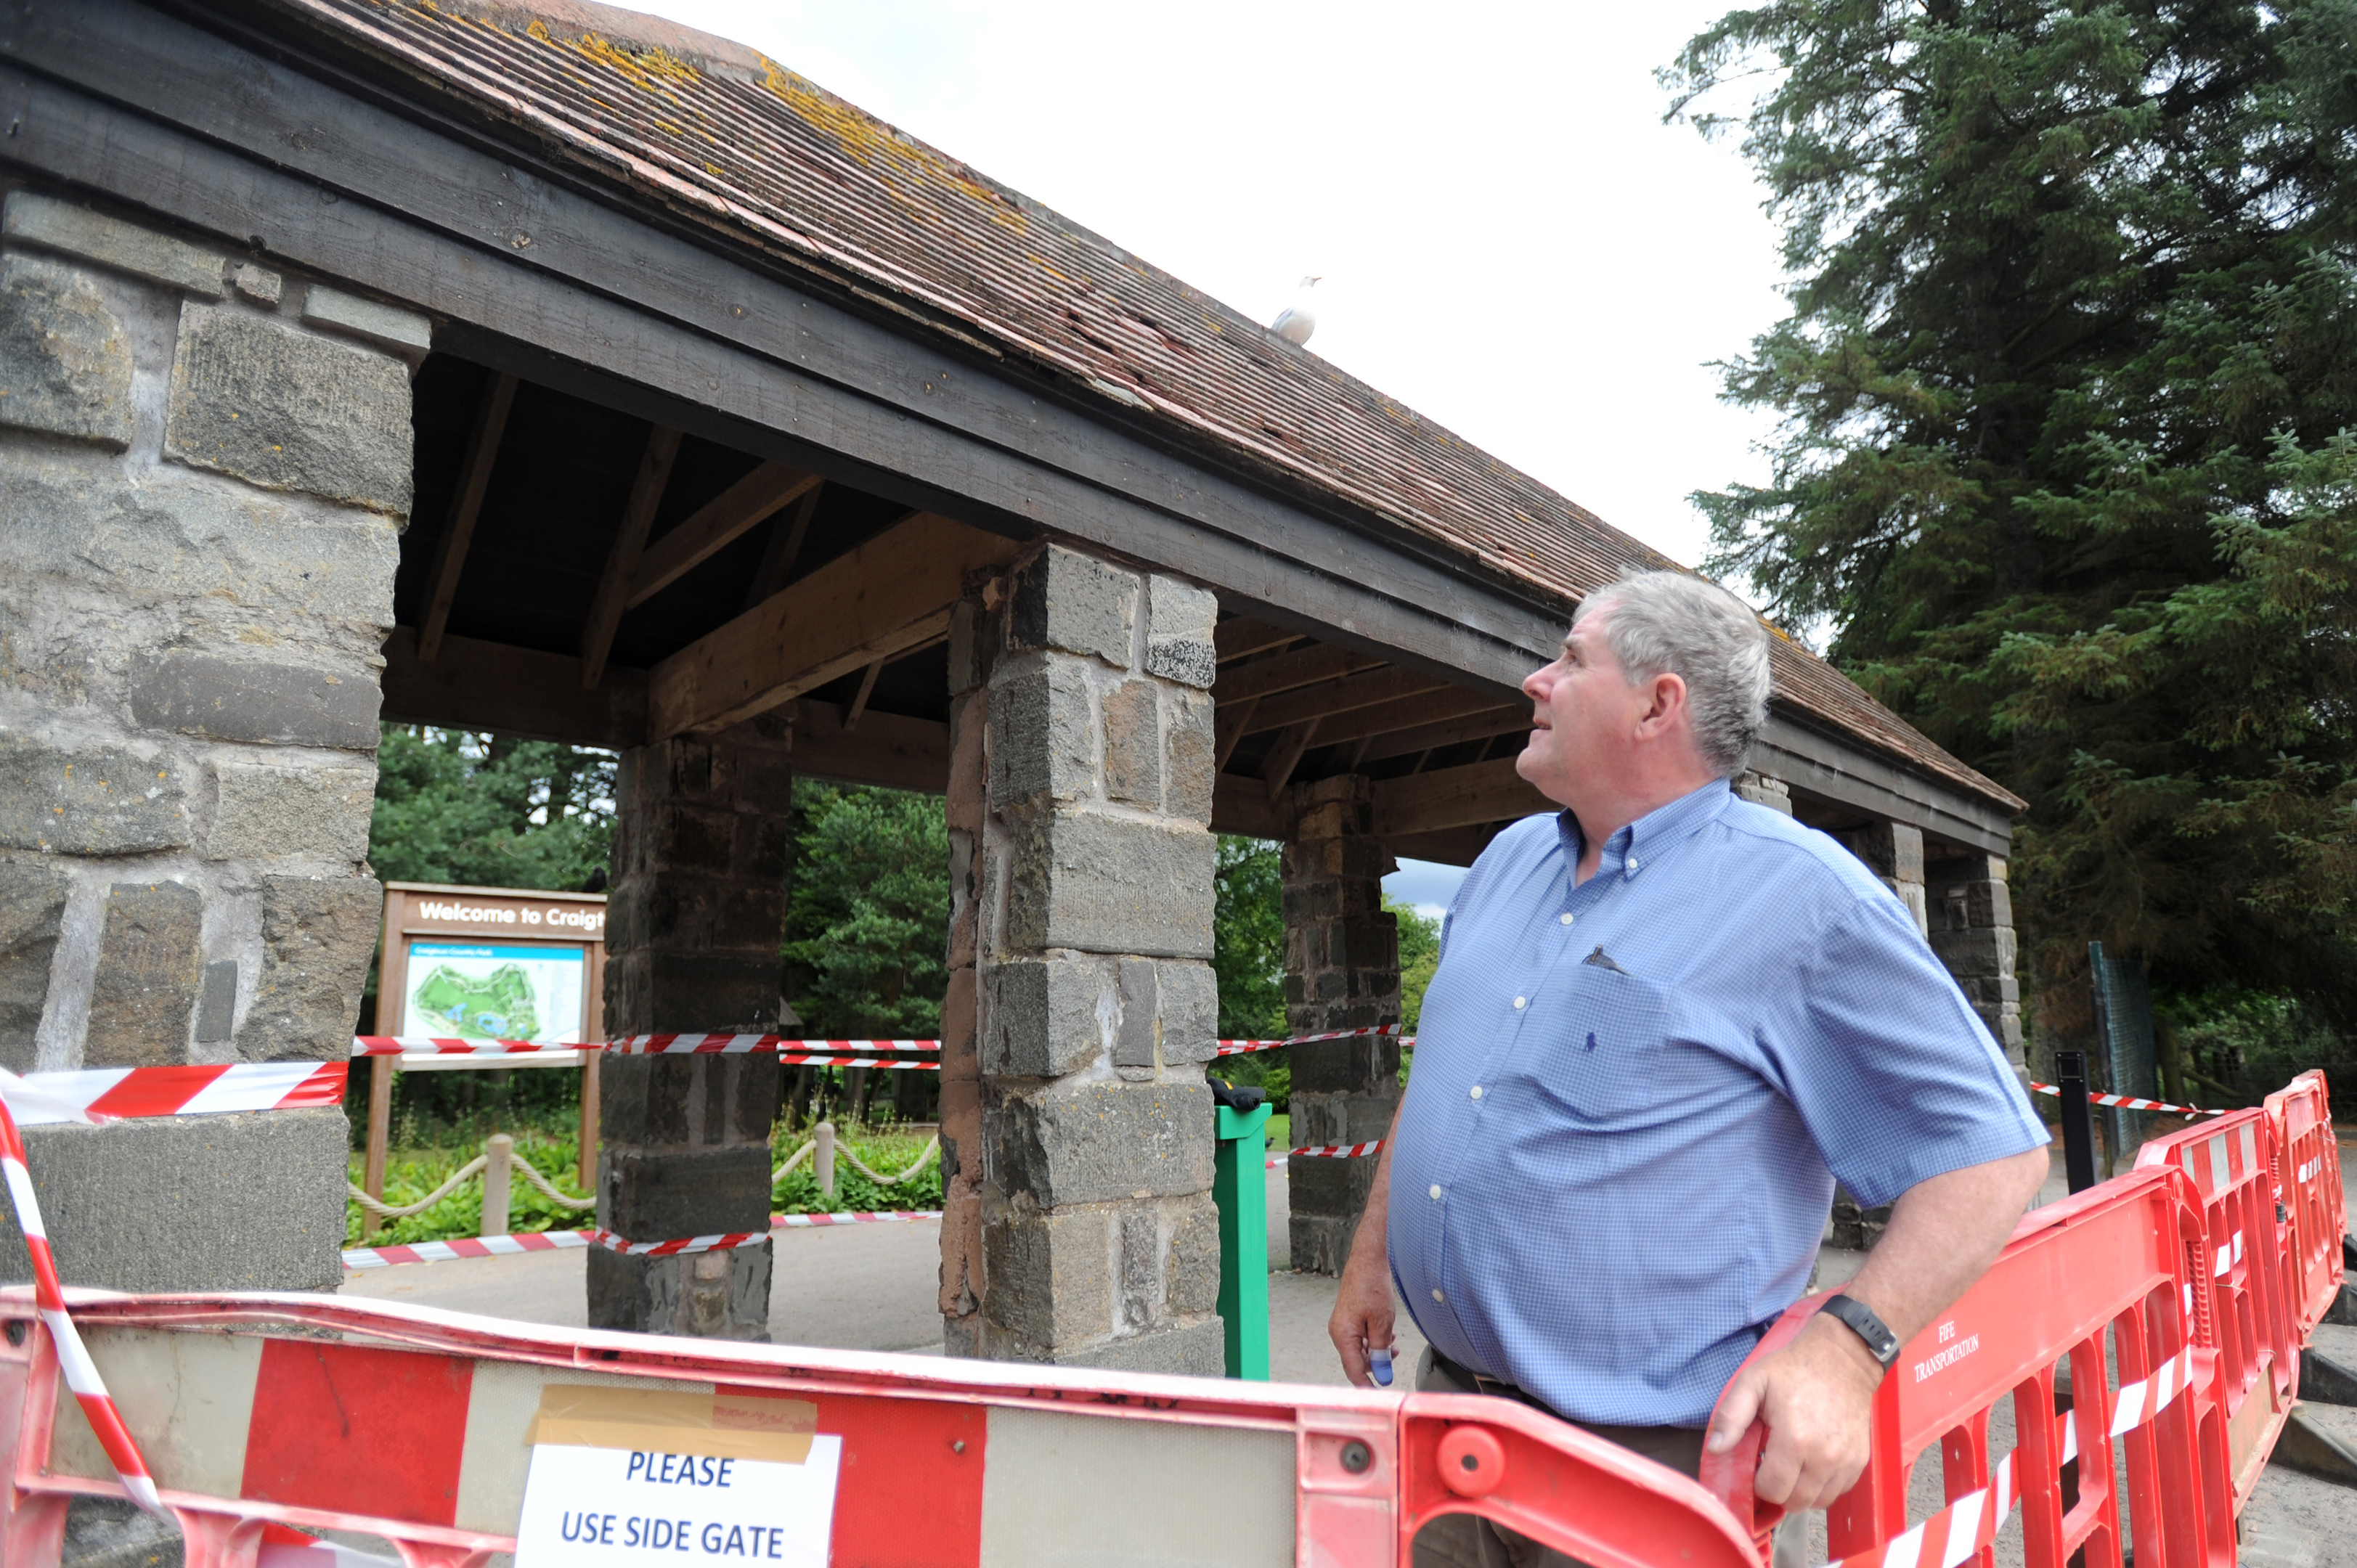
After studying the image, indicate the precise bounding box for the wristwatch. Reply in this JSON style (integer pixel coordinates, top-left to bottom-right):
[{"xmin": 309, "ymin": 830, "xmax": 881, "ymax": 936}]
[{"xmin": 1818, "ymin": 1294, "xmax": 1900, "ymax": 1370}]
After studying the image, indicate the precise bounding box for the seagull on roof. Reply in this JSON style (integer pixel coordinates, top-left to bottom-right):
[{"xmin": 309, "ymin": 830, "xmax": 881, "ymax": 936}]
[{"xmin": 1271, "ymin": 277, "xmax": 1320, "ymax": 346}]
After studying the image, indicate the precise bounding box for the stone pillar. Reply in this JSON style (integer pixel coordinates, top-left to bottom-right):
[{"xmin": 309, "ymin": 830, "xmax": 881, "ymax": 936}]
[
  {"xmin": 1734, "ymin": 769, "xmax": 1794, "ymax": 815},
  {"xmin": 1927, "ymin": 853, "xmax": 2023, "ymax": 1069},
  {"xmin": 590, "ymin": 718, "xmax": 792, "ymax": 1338},
  {"xmin": 1836, "ymin": 820, "xmax": 1929, "ymax": 935},
  {"xmin": 939, "ymin": 542, "xmax": 1225, "ymax": 1373},
  {"xmin": 0, "ymin": 190, "xmax": 412, "ymax": 1288},
  {"xmin": 1282, "ymin": 775, "xmax": 1401, "ymax": 1276}
]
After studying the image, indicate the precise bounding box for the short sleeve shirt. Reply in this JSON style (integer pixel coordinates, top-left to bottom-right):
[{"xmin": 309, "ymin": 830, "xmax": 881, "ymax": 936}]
[{"xmin": 1385, "ymin": 782, "xmax": 2045, "ymax": 1428}]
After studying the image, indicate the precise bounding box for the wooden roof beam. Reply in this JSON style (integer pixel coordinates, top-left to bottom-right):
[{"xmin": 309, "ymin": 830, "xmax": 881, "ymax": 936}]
[
  {"xmin": 1354, "ymin": 703, "xmax": 1531, "ymax": 764},
  {"xmin": 648, "ymin": 511, "xmax": 1020, "ymax": 740},
  {"xmin": 627, "ymin": 462, "xmax": 821, "ymax": 611},
  {"xmin": 1244, "ymin": 665, "xmax": 1453, "ymax": 736},
  {"xmin": 1214, "ymin": 641, "xmax": 1384, "ymax": 706},
  {"xmin": 415, "ymin": 370, "xmax": 517, "ymax": 661},
  {"xmin": 1374, "ymin": 756, "xmax": 1551, "ymax": 837},
  {"xmin": 580, "ymin": 423, "xmax": 683, "ymax": 689},
  {"xmin": 1311, "ymin": 686, "xmax": 1523, "ymax": 749}
]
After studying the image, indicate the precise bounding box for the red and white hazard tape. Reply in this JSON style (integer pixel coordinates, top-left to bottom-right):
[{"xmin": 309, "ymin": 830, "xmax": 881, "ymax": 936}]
[
  {"xmin": 1291, "ymin": 1140, "xmax": 1385, "ymax": 1159},
  {"xmin": 259, "ymin": 1524, "xmax": 397, "ymax": 1568},
  {"xmin": 353, "ymin": 1037, "xmax": 576, "ymax": 1056},
  {"xmin": 2029, "ymin": 1082, "xmax": 2224, "ymax": 1118},
  {"xmin": 0, "ymin": 1073, "xmax": 164, "ymax": 1515},
  {"xmin": 7, "ymin": 1061, "xmax": 346, "ymax": 1124},
  {"xmin": 606, "ymin": 1035, "xmax": 940, "ymax": 1056},
  {"xmin": 1828, "ymin": 1345, "xmax": 2195, "ymax": 1568},
  {"xmin": 341, "ymin": 1211, "xmax": 944, "ymax": 1270},
  {"xmin": 1216, "ymin": 1024, "xmax": 1413, "ymax": 1058},
  {"xmin": 1218, "ymin": 1024, "xmax": 1409, "ymax": 1055},
  {"xmin": 774, "ymin": 1209, "xmax": 941, "ymax": 1228},
  {"xmin": 341, "ymin": 1228, "xmax": 593, "ymax": 1269},
  {"xmin": 355, "ymin": 1036, "xmax": 943, "ymax": 1067}
]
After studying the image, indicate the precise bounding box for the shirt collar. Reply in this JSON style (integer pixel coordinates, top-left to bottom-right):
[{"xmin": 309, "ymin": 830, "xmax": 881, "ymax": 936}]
[{"xmin": 1558, "ymin": 780, "xmax": 1735, "ymax": 881}]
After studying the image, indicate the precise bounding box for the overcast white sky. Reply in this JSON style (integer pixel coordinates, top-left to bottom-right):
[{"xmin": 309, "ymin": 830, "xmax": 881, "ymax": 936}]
[{"xmin": 648, "ymin": 0, "xmax": 1789, "ymax": 915}]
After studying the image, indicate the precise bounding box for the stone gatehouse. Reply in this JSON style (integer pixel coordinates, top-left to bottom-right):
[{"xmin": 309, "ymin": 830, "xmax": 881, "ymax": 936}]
[{"xmin": 0, "ymin": 0, "xmax": 2026, "ymax": 1373}]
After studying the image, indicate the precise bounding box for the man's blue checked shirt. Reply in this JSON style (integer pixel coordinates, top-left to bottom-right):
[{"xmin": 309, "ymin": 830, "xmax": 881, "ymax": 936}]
[{"xmin": 1387, "ymin": 780, "xmax": 2045, "ymax": 1428}]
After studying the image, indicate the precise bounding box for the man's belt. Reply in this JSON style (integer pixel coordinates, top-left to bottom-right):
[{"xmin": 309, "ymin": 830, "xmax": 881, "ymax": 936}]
[{"xmin": 1428, "ymin": 1348, "xmax": 1568, "ymax": 1422}]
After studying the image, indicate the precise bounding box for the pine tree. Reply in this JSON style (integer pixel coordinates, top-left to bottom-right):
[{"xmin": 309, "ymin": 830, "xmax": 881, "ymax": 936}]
[{"xmin": 1666, "ymin": 0, "xmax": 2357, "ymax": 1034}]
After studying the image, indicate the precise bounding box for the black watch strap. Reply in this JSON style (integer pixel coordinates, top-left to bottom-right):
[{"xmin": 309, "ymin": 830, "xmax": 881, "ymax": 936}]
[{"xmin": 1819, "ymin": 1294, "xmax": 1900, "ymax": 1369}]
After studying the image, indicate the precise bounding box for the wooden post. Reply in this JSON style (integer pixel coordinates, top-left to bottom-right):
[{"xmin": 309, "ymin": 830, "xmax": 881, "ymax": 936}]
[
  {"xmin": 482, "ymin": 1133, "xmax": 513, "ymax": 1239},
  {"xmin": 362, "ymin": 1054, "xmax": 394, "ymax": 1241},
  {"xmin": 577, "ymin": 1052, "xmax": 600, "ymax": 1190},
  {"xmin": 815, "ymin": 1121, "xmax": 836, "ymax": 1199}
]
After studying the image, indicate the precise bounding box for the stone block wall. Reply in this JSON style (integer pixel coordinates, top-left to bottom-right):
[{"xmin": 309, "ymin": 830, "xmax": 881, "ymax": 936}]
[
  {"xmin": 940, "ymin": 543, "xmax": 1224, "ymax": 1373},
  {"xmin": 591, "ymin": 719, "xmax": 794, "ymax": 1337},
  {"xmin": 1834, "ymin": 820, "xmax": 1929, "ymax": 936},
  {"xmin": 1282, "ymin": 775, "xmax": 1401, "ymax": 1275},
  {"xmin": 0, "ymin": 189, "xmax": 418, "ymax": 1289},
  {"xmin": 1928, "ymin": 852, "xmax": 2023, "ymax": 1068}
]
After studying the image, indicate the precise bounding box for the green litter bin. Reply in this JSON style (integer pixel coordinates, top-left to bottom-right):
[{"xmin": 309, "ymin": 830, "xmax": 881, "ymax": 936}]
[{"xmin": 1212, "ymin": 1101, "xmax": 1272, "ymax": 1379}]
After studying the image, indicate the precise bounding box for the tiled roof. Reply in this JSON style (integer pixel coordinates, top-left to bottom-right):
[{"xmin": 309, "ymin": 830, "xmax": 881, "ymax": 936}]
[{"xmin": 280, "ymin": 0, "xmax": 2023, "ymax": 815}]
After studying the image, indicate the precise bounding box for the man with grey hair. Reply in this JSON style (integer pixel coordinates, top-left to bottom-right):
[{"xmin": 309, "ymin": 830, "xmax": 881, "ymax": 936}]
[{"xmin": 1330, "ymin": 569, "xmax": 2048, "ymax": 1564}]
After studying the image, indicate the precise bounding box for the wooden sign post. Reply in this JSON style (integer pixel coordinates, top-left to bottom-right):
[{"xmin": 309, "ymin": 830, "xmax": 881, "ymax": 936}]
[{"xmin": 364, "ymin": 882, "xmax": 608, "ymax": 1239}]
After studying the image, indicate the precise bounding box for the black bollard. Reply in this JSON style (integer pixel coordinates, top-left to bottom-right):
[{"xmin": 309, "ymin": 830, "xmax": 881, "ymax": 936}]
[{"xmin": 2057, "ymin": 1049, "xmax": 2097, "ymax": 1194}]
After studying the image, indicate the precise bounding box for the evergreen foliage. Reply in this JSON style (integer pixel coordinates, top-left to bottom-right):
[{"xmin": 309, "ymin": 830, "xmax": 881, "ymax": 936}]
[
  {"xmin": 1666, "ymin": 0, "xmax": 2357, "ymax": 1034},
  {"xmin": 780, "ymin": 782, "xmax": 950, "ymax": 1039},
  {"xmin": 368, "ymin": 726, "xmax": 615, "ymax": 891}
]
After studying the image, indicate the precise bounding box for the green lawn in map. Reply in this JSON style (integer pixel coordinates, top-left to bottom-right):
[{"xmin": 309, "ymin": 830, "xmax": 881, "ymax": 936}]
[{"xmin": 412, "ymin": 963, "xmax": 541, "ymax": 1040}]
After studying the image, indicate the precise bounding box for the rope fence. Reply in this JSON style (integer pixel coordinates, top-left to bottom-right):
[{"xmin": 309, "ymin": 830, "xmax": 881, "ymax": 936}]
[{"xmin": 349, "ymin": 1122, "xmax": 940, "ymax": 1241}]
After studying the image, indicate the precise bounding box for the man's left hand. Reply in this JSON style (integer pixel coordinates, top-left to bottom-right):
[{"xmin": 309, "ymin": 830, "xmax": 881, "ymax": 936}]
[{"xmin": 1703, "ymin": 1312, "xmax": 1881, "ymax": 1512}]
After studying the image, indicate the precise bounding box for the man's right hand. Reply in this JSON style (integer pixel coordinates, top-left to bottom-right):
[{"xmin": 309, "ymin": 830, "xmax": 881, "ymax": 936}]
[{"xmin": 1328, "ymin": 1246, "xmax": 1397, "ymax": 1387}]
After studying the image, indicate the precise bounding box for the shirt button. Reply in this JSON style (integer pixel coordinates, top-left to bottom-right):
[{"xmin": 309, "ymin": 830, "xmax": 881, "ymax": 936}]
[
  {"xmin": 1560, "ymin": 912, "xmax": 1575, "ymax": 926},
  {"xmin": 1429, "ymin": 1185, "xmax": 1443, "ymax": 1201},
  {"xmin": 1628, "ymin": 855, "xmax": 1641, "ymax": 870},
  {"xmin": 1431, "ymin": 1288, "xmax": 1446, "ymax": 1304},
  {"xmin": 1470, "ymin": 1085, "xmax": 1483, "ymax": 1100},
  {"xmin": 1513, "ymin": 997, "xmax": 1527, "ymax": 1009}
]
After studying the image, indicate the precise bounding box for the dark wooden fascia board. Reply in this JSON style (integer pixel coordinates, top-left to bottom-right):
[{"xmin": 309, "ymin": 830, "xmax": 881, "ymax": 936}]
[
  {"xmin": 1754, "ymin": 715, "xmax": 2012, "ymax": 855},
  {"xmin": 2, "ymin": 0, "xmax": 1566, "ymax": 697}
]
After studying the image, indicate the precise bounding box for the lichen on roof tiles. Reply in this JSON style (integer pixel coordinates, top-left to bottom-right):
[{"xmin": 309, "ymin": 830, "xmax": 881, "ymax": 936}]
[{"xmin": 293, "ymin": 0, "xmax": 2022, "ymax": 814}]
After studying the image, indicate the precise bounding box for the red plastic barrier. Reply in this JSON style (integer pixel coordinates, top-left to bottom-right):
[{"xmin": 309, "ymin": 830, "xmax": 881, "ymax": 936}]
[
  {"xmin": 1706, "ymin": 1071, "xmax": 2342, "ymax": 1568},
  {"xmin": 2261, "ymin": 1071, "xmax": 2345, "ymax": 1333},
  {"xmin": 2133, "ymin": 1107, "xmax": 2299, "ymax": 1511},
  {"xmin": 0, "ymin": 1289, "xmax": 1764, "ymax": 1568}
]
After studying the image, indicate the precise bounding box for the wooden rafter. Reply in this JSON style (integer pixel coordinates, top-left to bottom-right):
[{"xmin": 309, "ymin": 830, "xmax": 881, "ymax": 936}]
[
  {"xmin": 626, "ymin": 462, "xmax": 819, "ymax": 610},
  {"xmin": 1311, "ymin": 685, "xmax": 1522, "ymax": 749},
  {"xmin": 1214, "ymin": 616, "xmax": 1300, "ymax": 664},
  {"xmin": 1245, "ymin": 665, "xmax": 1452, "ymax": 735},
  {"xmin": 1355, "ymin": 704, "xmax": 1530, "ymax": 764},
  {"xmin": 746, "ymin": 483, "xmax": 826, "ymax": 611},
  {"xmin": 579, "ymin": 424, "xmax": 683, "ymax": 690},
  {"xmin": 1260, "ymin": 718, "xmax": 1321, "ymax": 801},
  {"xmin": 416, "ymin": 370, "xmax": 517, "ymax": 661},
  {"xmin": 648, "ymin": 511, "xmax": 1020, "ymax": 740},
  {"xmin": 1215, "ymin": 642, "xmax": 1383, "ymax": 707},
  {"xmin": 843, "ymin": 657, "xmax": 885, "ymax": 731}
]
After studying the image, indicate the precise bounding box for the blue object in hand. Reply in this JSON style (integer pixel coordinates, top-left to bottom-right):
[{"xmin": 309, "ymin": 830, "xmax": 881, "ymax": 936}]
[{"xmin": 1369, "ymin": 1346, "xmax": 1393, "ymax": 1387}]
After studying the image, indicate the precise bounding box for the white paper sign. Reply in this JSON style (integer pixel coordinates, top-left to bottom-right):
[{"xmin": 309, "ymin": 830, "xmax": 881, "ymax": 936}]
[{"xmin": 513, "ymin": 1441, "xmax": 843, "ymax": 1568}]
